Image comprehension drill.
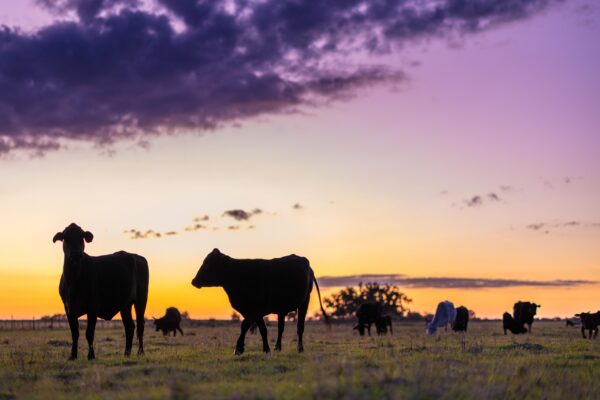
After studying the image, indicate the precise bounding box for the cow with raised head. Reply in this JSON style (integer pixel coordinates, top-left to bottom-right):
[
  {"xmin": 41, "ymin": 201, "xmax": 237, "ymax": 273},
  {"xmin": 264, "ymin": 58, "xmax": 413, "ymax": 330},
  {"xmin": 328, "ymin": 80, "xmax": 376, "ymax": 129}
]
[
  {"xmin": 452, "ymin": 306, "xmax": 469, "ymax": 332},
  {"xmin": 426, "ymin": 301, "xmax": 457, "ymax": 335},
  {"xmin": 503, "ymin": 312, "xmax": 527, "ymax": 334},
  {"xmin": 575, "ymin": 312, "xmax": 600, "ymax": 339},
  {"xmin": 191, "ymin": 249, "xmax": 329, "ymax": 354},
  {"xmin": 513, "ymin": 301, "xmax": 540, "ymax": 333},
  {"xmin": 154, "ymin": 307, "xmax": 184, "ymax": 336},
  {"xmin": 53, "ymin": 223, "xmax": 149, "ymax": 360}
]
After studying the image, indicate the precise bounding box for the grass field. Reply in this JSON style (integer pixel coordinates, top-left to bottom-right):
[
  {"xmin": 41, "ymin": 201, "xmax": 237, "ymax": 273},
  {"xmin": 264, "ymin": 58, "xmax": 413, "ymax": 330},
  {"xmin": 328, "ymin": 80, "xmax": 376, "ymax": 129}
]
[{"xmin": 1, "ymin": 320, "xmax": 599, "ymax": 399}]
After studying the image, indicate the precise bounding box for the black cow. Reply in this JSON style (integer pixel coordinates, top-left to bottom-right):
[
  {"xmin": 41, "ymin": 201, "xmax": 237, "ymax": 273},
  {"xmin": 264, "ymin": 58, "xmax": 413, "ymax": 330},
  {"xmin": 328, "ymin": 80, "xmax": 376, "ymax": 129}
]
[
  {"xmin": 376, "ymin": 315, "xmax": 393, "ymax": 335},
  {"xmin": 452, "ymin": 306, "xmax": 469, "ymax": 332},
  {"xmin": 53, "ymin": 223, "xmax": 149, "ymax": 360},
  {"xmin": 513, "ymin": 301, "xmax": 540, "ymax": 333},
  {"xmin": 154, "ymin": 307, "xmax": 184, "ymax": 336},
  {"xmin": 354, "ymin": 302, "xmax": 383, "ymax": 336},
  {"xmin": 575, "ymin": 312, "xmax": 600, "ymax": 339},
  {"xmin": 191, "ymin": 249, "xmax": 329, "ymax": 354},
  {"xmin": 503, "ymin": 312, "xmax": 527, "ymax": 335}
]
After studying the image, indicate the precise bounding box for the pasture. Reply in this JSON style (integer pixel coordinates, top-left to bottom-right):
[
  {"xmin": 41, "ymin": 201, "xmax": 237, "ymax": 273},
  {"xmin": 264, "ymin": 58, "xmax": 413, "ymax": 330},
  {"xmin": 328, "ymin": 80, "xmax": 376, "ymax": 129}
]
[{"xmin": 0, "ymin": 321, "xmax": 599, "ymax": 399}]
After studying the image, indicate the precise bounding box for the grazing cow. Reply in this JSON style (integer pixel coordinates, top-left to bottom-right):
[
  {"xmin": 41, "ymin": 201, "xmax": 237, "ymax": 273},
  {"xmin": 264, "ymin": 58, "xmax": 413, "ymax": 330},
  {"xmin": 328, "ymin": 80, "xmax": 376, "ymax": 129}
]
[
  {"xmin": 575, "ymin": 312, "xmax": 600, "ymax": 339},
  {"xmin": 452, "ymin": 306, "xmax": 469, "ymax": 332},
  {"xmin": 191, "ymin": 249, "xmax": 329, "ymax": 354},
  {"xmin": 513, "ymin": 301, "xmax": 540, "ymax": 333},
  {"xmin": 376, "ymin": 315, "xmax": 393, "ymax": 335},
  {"xmin": 53, "ymin": 223, "xmax": 149, "ymax": 360},
  {"xmin": 154, "ymin": 307, "xmax": 184, "ymax": 337},
  {"xmin": 503, "ymin": 312, "xmax": 527, "ymax": 334},
  {"xmin": 426, "ymin": 301, "xmax": 457, "ymax": 335},
  {"xmin": 566, "ymin": 318, "xmax": 581, "ymax": 327},
  {"xmin": 353, "ymin": 302, "xmax": 383, "ymax": 336}
]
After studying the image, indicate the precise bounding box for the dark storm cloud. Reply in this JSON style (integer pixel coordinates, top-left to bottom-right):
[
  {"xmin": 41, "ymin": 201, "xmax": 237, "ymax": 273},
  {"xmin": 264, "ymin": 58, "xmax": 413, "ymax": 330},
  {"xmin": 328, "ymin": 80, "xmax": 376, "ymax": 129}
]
[
  {"xmin": 0, "ymin": 0, "xmax": 559, "ymax": 155},
  {"xmin": 318, "ymin": 274, "xmax": 596, "ymax": 289}
]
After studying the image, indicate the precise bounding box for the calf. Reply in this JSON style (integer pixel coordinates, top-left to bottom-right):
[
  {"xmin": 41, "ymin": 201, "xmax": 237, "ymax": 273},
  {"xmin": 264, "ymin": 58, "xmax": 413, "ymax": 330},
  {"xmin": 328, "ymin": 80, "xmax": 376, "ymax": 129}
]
[
  {"xmin": 575, "ymin": 312, "xmax": 600, "ymax": 339},
  {"xmin": 154, "ymin": 307, "xmax": 184, "ymax": 337},
  {"xmin": 503, "ymin": 312, "xmax": 527, "ymax": 334},
  {"xmin": 452, "ymin": 306, "xmax": 469, "ymax": 332},
  {"xmin": 426, "ymin": 301, "xmax": 457, "ymax": 335}
]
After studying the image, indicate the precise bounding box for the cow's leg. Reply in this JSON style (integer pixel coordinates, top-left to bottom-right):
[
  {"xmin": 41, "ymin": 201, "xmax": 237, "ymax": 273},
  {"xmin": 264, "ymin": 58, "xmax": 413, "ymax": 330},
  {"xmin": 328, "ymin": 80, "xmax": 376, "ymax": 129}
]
[
  {"xmin": 85, "ymin": 313, "xmax": 97, "ymax": 360},
  {"xmin": 297, "ymin": 300, "xmax": 309, "ymax": 353},
  {"xmin": 133, "ymin": 300, "xmax": 146, "ymax": 355},
  {"xmin": 120, "ymin": 307, "xmax": 135, "ymax": 356},
  {"xmin": 275, "ymin": 314, "xmax": 285, "ymax": 351},
  {"xmin": 256, "ymin": 318, "xmax": 270, "ymax": 353},
  {"xmin": 594, "ymin": 328, "xmax": 598, "ymax": 339},
  {"xmin": 528, "ymin": 323, "xmax": 532, "ymax": 333},
  {"xmin": 67, "ymin": 312, "xmax": 79, "ymax": 360},
  {"xmin": 173, "ymin": 329, "xmax": 177, "ymax": 337},
  {"xmin": 235, "ymin": 319, "xmax": 252, "ymax": 355},
  {"xmin": 177, "ymin": 325, "xmax": 184, "ymax": 336},
  {"xmin": 581, "ymin": 327, "xmax": 587, "ymax": 339},
  {"xmin": 367, "ymin": 323, "xmax": 372, "ymax": 336},
  {"xmin": 389, "ymin": 322, "xmax": 393, "ymax": 335}
]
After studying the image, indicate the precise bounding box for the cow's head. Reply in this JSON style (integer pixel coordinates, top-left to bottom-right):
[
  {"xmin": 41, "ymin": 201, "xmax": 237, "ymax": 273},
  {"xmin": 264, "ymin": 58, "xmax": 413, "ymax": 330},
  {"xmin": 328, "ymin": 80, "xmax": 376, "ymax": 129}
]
[
  {"xmin": 530, "ymin": 303, "xmax": 541, "ymax": 315},
  {"xmin": 191, "ymin": 248, "xmax": 227, "ymax": 288},
  {"xmin": 153, "ymin": 318, "xmax": 163, "ymax": 331},
  {"xmin": 52, "ymin": 223, "xmax": 93, "ymax": 262}
]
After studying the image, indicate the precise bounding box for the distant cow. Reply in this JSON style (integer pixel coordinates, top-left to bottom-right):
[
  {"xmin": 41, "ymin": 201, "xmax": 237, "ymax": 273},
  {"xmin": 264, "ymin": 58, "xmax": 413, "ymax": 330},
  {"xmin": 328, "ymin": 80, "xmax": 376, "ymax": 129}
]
[
  {"xmin": 427, "ymin": 301, "xmax": 457, "ymax": 335},
  {"xmin": 53, "ymin": 223, "xmax": 149, "ymax": 360},
  {"xmin": 191, "ymin": 249, "xmax": 329, "ymax": 354},
  {"xmin": 154, "ymin": 307, "xmax": 184, "ymax": 336},
  {"xmin": 354, "ymin": 302, "xmax": 383, "ymax": 336},
  {"xmin": 503, "ymin": 312, "xmax": 527, "ymax": 334},
  {"xmin": 513, "ymin": 301, "xmax": 540, "ymax": 333},
  {"xmin": 452, "ymin": 306, "xmax": 469, "ymax": 332},
  {"xmin": 566, "ymin": 318, "xmax": 582, "ymax": 327},
  {"xmin": 377, "ymin": 315, "xmax": 393, "ymax": 335},
  {"xmin": 575, "ymin": 312, "xmax": 600, "ymax": 339}
]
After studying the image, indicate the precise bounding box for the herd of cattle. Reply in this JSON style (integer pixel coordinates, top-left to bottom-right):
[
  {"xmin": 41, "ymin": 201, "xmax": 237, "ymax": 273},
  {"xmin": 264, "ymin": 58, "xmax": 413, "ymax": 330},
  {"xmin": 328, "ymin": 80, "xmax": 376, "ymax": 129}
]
[{"xmin": 51, "ymin": 223, "xmax": 594, "ymax": 361}]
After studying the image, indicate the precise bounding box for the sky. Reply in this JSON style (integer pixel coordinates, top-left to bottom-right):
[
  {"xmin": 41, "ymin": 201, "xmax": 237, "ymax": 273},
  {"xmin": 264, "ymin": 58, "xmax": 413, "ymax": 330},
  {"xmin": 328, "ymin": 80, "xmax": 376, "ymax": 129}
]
[{"xmin": 0, "ymin": 0, "xmax": 598, "ymax": 320}]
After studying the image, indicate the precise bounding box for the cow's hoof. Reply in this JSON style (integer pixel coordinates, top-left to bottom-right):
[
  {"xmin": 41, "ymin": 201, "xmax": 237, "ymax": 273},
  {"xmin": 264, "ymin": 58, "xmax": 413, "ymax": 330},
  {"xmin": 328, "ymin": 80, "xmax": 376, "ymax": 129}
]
[
  {"xmin": 68, "ymin": 355, "xmax": 77, "ymax": 361},
  {"xmin": 275, "ymin": 345, "xmax": 282, "ymax": 352},
  {"xmin": 87, "ymin": 352, "xmax": 95, "ymax": 361},
  {"xmin": 297, "ymin": 346, "xmax": 304, "ymax": 353},
  {"xmin": 137, "ymin": 348, "xmax": 145, "ymax": 356},
  {"xmin": 124, "ymin": 350, "xmax": 131, "ymax": 357},
  {"xmin": 234, "ymin": 348, "xmax": 244, "ymax": 355},
  {"xmin": 263, "ymin": 348, "xmax": 271, "ymax": 354}
]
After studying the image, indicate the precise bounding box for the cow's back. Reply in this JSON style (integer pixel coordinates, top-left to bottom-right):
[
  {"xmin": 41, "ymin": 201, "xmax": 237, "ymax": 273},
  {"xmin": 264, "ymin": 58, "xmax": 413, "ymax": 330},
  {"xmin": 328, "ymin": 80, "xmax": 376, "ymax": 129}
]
[{"xmin": 224, "ymin": 255, "xmax": 312, "ymax": 317}]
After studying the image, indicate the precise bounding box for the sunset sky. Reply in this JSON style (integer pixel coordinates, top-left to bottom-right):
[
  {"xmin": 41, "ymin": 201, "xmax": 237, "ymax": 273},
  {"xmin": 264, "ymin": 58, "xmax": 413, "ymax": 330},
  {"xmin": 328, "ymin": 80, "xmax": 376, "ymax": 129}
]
[{"xmin": 0, "ymin": 0, "xmax": 598, "ymax": 320}]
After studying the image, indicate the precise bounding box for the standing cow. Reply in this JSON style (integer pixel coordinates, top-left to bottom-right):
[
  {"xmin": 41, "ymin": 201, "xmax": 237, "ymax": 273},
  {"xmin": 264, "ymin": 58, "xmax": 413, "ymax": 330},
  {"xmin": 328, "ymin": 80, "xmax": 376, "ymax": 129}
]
[
  {"xmin": 53, "ymin": 223, "xmax": 149, "ymax": 360},
  {"xmin": 503, "ymin": 312, "xmax": 527, "ymax": 334},
  {"xmin": 191, "ymin": 249, "xmax": 329, "ymax": 354},
  {"xmin": 575, "ymin": 312, "xmax": 600, "ymax": 339},
  {"xmin": 513, "ymin": 301, "xmax": 540, "ymax": 333},
  {"xmin": 354, "ymin": 302, "xmax": 383, "ymax": 336},
  {"xmin": 426, "ymin": 301, "xmax": 457, "ymax": 335},
  {"xmin": 452, "ymin": 306, "xmax": 470, "ymax": 332},
  {"xmin": 154, "ymin": 307, "xmax": 184, "ymax": 336}
]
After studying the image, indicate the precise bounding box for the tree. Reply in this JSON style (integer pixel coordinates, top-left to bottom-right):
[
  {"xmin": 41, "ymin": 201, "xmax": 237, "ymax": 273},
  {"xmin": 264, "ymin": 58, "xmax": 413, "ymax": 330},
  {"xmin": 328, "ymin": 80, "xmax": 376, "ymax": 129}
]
[{"xmin": 323, "ymin": 282, "xmax": 412, "ymax": 319}]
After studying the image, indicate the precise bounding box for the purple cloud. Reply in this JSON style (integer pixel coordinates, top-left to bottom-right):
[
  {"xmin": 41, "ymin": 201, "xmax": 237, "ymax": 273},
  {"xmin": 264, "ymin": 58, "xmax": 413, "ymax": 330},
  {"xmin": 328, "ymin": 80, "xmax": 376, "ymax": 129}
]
[{"xmin": 0, "ymin": 0, "xmax": 558, "ymax": 155}]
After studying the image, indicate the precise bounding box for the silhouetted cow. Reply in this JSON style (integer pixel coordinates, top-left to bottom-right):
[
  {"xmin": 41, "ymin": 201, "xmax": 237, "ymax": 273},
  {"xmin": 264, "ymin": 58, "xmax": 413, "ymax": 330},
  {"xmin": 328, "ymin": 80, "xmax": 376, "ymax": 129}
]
[
  {"xmin": 513, "ymin": 301, "xmax": 540, "ymax": 333},
  {"xmin": 377, "ymin": 315, "xmax": 393, "ymax": 335},
  {"xmin": 427, "ymin": 301, "xmax": 456, "ymax": 335},
  {"xmin": 566, "ymin": 318, "xmax": 581, "ymax": 327},
  {"xmin": 452, "ymin": 306, "xmax": 469, "ymax": 332},
  {"xmin": 354, "ymin": 302, "xmax": 383, "ymax": 336},
  {"xmin": 575, "ymin": 312, "xmax": 600, "ymax": 339},
  {"xmin": 154, "ymin": 307, "xmax": 184, "ymax": 336},
  {"xmin": 53, "ymin": 223, "xmax": 149, "ymax": 360},
  {"xmin": 191, "ymin": 249, "xmax": 329, "ymax": 354},
  {"xmin": 503, "ymin": 312, "xmax": 527, "ymax": 334}
]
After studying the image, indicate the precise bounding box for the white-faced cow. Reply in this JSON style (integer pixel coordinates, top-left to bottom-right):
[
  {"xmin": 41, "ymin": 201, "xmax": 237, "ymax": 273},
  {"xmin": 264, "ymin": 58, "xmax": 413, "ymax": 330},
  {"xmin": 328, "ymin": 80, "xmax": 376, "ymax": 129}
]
[
  {"xmin": 426, "ymin": 301, "xmax": 457, "ymax": 335},
  {"xmin": 53, "ymin": 223, "xmax": 149, "ymax": 360},
  {"xmin": 191, "ymin": 249, "xmax": 329, "ymax": 354}
]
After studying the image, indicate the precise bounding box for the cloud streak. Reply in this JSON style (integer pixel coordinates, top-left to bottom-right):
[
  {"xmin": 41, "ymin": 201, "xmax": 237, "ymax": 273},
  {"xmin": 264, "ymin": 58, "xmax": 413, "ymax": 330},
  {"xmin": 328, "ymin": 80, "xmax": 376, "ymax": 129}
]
[
  {"xmin": 318, "ymin": 274, "xmax": 596, "ymax": 289},
  {"xmin": 0, "ymin": 0, "xmax": 558, "ymax": 155}
]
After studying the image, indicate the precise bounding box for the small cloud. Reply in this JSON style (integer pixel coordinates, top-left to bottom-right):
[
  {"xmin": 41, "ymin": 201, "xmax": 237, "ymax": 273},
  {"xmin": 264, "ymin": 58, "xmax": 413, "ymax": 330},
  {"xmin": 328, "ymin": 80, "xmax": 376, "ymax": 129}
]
[
  {"xmin": 526, "ymin": 220, "xmax": 599, "ymax": 234},
  {"xmin": 527, "ymin": 223, "xmax": 546, "ymax": 231},
  {"xmin": 248, "ymin": 225, "xmax": 255, "ymax": 230},
  {"xmin": 194, "ymin": 215, "xmax": 209, "ymax": 222},
  {"xmin": 125, "ymin": 229, "xmax": 161, "ymax": 240},
  {"xmin": 223, "ymin": 209, "xmax": 262, "ymax": 221},
  {"xmin": 487, "ymin": 193, "xmax": 501, "ymax": 202},
  {"xmin": 228, "ymin": 225, "xmax": 240, "ymax": 230},
  {"xmin": 499, "ymin": 185, "xmax": 513, "ymax": 192},
  {"xmin": 465, "ymin": 196, "xmax": 483, "ymax": 207},
  {"xmin": 164, "ymin": 231, "xmax": 177, "ymax": 236},
  {"xmin": 185, "ymin": 224, "xmax": 207, "ymax": 232},
  {"xmin": 293, "ymin": 203, "xmax": 304, "ymax": 210}
]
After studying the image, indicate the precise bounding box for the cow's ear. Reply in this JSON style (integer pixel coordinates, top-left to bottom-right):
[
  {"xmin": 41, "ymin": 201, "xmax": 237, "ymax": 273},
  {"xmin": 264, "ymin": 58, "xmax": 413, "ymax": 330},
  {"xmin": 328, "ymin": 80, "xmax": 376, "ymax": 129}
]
[
  {"xmin": 212, "ymin": 248, "xmax": 220, "ymax": 254},
  {"xmin": 52, "ymin": 232, "xmax": 64, "ymax": 243},
  {"xmin": 83, "ymin": 231, "xmax": 94, "ymax": 243}
]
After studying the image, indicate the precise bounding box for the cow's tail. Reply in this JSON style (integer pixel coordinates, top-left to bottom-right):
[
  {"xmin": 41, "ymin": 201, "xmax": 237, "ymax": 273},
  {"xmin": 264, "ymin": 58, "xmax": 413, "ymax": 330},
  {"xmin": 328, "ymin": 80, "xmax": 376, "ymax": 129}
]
[{"xmin": 313, "ymin": 273, "xmax": 331, "ymax": 327}]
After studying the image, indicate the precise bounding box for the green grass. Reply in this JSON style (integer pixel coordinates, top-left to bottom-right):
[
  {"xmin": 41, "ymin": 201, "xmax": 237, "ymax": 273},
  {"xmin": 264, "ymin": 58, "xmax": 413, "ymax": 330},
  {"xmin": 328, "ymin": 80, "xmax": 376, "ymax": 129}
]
[{"xmin": 1, "ymin": 321, "xmax": 599, "ymax": 399}]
